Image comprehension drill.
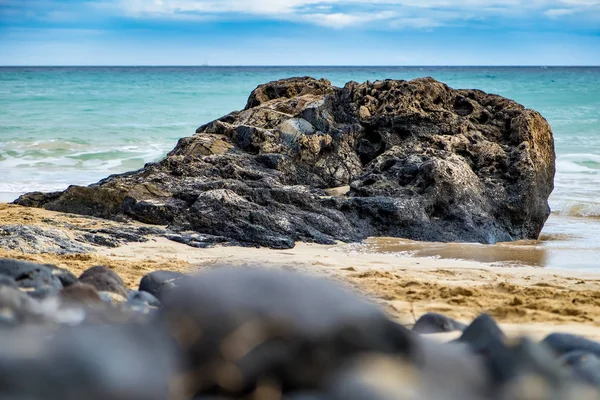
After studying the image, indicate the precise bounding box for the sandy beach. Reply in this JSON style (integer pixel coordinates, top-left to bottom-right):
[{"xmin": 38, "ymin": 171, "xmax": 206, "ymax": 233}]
[{"xmin": 2, "ymin": 202, "xmax": 600, "ymax": 341}]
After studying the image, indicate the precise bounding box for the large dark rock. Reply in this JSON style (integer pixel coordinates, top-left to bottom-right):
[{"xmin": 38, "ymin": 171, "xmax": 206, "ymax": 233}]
[
  {"xmin": 159, "ymin": 268, "xmax": 414, "ymax": 396},
  {"xmin": 15, "ymin": 77, "xmax": 555, "ymax": 248}
]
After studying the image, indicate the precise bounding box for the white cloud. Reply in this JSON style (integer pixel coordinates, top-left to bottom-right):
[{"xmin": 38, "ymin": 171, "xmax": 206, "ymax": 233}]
[
  {"xmin": 544, "ymin": 8, "xmax": 576, "ymax": 17},
  {"xmin": 82, "ymin": 0, "xmax": 600, "ymax": 28},
  {"xmin": 300, "ymin": 10, "xmax": 399, "ymax": 28}
]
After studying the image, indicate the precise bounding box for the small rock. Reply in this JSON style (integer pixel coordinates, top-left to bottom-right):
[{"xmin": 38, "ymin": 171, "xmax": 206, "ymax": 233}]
[
  {"xmin": 542, "ymin": 333, "xmax": 600, "ymax": 358},
  {"xmin": 60, "ymin": 283, "xmax": 102, "ymax": 305},
  {"xmin": 0, "ymin": 285, "xmax": 45, "ymax": 326},
  {"xmin": 124, "ymin": 302, "xmax": 157, "ymax": 317},
  {"xmin": 457, "ymin": 314, "xmax": 509, "ymax": 383},
  {"xmin": 127, "ymin": 290, "xmax": 161, "ymax": 307},
  {"xmin": 48, "ymin": 265, "xmax": 78, "ymax": 288},
  {"xmin": 559, "ymin": 351, "xmax": 600, "ymax": 386},
  {"xmin": 358, "ymin": 105, "xmax": 371, "ymax": 119},
  {"xmin": 79, "ymin": 266, "xmax": 125, "ymax": 286},
  {"xmin": 413, "ymin": 312, "xmax": 467, "ymax": 334},
  {"xmin": 139, "ymin": 270, "xmax": 187, "ymax": 301},
  {"xmin": 165, "ymin": 232, "xmax": 229, "ymax": 249},
  {"xmin": 458, "ymin": 314, "xmax": 505, "ymax": 350},
  {"xmin": 98, "ymin": 291, "xmax": 127, "ymax": 305},
  {"xmin": 0, "ymin": 259, "xmax": 63, "ymax": 299},
  {"xmin": 79, "ymin": 266, "xmax": 128, "ymax": 298},
  {"xmin": 77, "ymin": 233, "xmax": 120, "ymax": 248}
]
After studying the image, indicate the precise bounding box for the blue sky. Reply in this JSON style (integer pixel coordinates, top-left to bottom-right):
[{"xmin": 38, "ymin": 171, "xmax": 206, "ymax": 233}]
[{"xmin": 0, "ymin": 0, "xmax": 599, "ymax": 65}]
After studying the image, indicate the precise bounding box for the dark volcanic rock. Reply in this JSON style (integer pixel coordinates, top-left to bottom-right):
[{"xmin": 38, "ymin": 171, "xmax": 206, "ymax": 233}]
[
  {"xmin": 76, "ymin": 226, "xmax": 161, "ymax": 248},
  {"xmin": 0, "ymin": 259, "xmax": 63, "ymax": 298},
  {"xmin": 164, "ymin": 232, "xmax": 230, "ymax": 248},
  {"xmin": 139, "ymin": 270, "xmax": 187, "ymax": 301},
  {"xmin": 0, "ymin": 225, "xmax": 93, "ymax": 254},
  {"xmin": 78, "ymin": 266, "xmax": 128, "ymax": 298},
  {"xmin": 15, "ymin": 77, "xmax": 555, "ymax": 247},
  {"xmin": 79, "ymin": 266, "xmax": 126, "ymax": 286},
  {"xmin": 159, "ymin": 268, "xmax": 414, "ymax": 396},
  {"xmin": 413, "ymin": 312, "xmax": 467, "ymax": 334},
  {"xmin": 542, "ymin": 333, "xmax": 600, "ymax": 358}
]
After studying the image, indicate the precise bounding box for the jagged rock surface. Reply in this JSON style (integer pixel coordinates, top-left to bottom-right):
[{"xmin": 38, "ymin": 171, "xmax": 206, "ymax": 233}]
[
  {"xmin": 0, "ymin": 225, "xmax": 93, "ymax": 254},
  {"xmin": 15, "ymin": 77, "xmax": 556, "ymax": 248}
]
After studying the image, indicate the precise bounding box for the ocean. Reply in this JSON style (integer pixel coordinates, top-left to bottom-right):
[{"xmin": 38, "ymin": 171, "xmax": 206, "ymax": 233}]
[{"xmin": 1, "ymin": 66, "xmax": 599, "ymax": 269}]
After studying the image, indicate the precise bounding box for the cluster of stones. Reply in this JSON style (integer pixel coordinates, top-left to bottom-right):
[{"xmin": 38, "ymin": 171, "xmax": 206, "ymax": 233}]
[{"xmin": 0, "ymin": 258, "xmax": 599, "ymax": 399}]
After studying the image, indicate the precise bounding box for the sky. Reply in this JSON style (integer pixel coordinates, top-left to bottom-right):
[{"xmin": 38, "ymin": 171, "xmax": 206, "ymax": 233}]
[{"xmin": 0, "ymin": 0, "xmax": 599, "ymax": 65}]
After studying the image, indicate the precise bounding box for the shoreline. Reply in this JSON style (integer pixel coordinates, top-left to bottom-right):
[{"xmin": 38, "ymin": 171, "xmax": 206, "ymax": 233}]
[{"xmin": 1, "ymin": 203, "xmax": 600, "ymax": 339}]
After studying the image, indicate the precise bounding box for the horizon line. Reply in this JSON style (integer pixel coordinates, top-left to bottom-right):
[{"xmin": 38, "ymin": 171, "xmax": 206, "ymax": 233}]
[{"xmin": 1, "ymin": 65, "xmax": 599, "ymax": 68}]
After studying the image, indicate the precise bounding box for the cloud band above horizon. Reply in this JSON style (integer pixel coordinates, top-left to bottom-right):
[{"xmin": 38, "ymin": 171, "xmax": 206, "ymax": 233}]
[{"xmin": 0, "ymin": 0, "xmax": 599, "ymax": 65}]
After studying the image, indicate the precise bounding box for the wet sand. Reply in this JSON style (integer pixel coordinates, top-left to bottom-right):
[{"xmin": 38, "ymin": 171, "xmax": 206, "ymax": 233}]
[
  {"xmin": 1, "ymin": 203, "xmax": 600, "ymax": 339},
  {"xmin": 347, "ymin": 214, "xmax": 600, "ymax": 271}
]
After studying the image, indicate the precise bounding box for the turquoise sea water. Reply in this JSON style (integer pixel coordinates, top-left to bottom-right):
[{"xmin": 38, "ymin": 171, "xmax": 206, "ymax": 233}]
[{"xmin": 1, "ymin": 67, "xmax": 599, "ymax": 269}]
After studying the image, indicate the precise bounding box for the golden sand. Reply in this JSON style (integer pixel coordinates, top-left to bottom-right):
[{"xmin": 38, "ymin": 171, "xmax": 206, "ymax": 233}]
[{"xmin": 2, "ymin": 203, "xmax": 600, "ymax": 339}]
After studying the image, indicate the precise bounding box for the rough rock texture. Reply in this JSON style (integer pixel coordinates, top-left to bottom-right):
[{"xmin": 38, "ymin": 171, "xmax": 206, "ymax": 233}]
[
  {"xmin": 0, "ymin": 225, "xmax": 93, "ymax": 254},
  {"xmin": 16, "ymin": 77, "xmax": 556, "ymax": 248}
]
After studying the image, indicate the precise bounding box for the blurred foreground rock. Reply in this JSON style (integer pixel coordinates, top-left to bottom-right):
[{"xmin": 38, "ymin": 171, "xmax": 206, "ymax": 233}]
[{"xmin": 0, "ymin": 258, "xmax": 598, "ymax": 399}]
